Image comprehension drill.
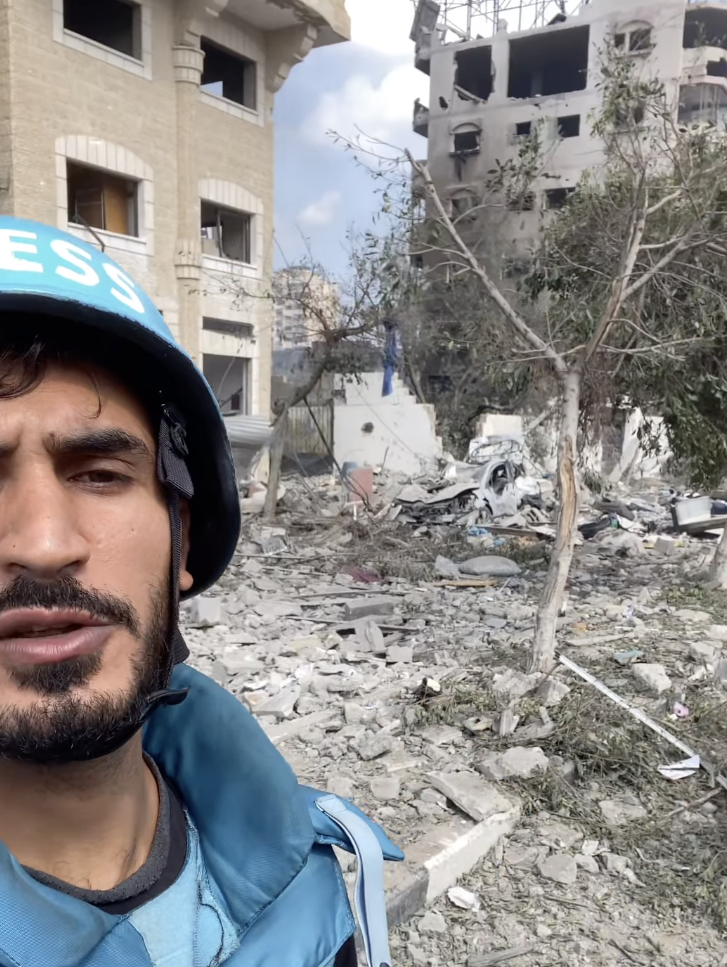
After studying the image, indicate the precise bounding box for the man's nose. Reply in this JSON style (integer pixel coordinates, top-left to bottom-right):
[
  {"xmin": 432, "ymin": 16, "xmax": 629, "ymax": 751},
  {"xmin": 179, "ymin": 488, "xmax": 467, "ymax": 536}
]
[{"xmin": 0, "ymin": 467, "xmax": 90, "ymax": 580}]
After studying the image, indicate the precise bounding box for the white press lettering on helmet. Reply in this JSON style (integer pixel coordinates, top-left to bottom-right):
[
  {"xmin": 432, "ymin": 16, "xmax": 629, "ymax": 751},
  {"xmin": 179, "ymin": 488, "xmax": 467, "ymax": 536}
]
[
  {"xmin": 51, "ymin": 240, "xmax": 100, "ymax": 287},
  {"xmin": 0, "ymin": 229, "xmax": 147, "ymax": 316},
  {"xmin": 0, "ymin": 230, "xmax": 44, "ymax": 273}
]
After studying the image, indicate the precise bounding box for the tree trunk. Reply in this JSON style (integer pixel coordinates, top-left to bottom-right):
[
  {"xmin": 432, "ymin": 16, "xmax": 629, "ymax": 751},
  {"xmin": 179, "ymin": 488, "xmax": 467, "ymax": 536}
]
[
  {"xmin": 263, "ymin": 410, "xmax": 288, "ymax": 522},
  {"xmin": 709, "ymin": 525, "xmax": 727, "ymax": 588},
  {"xmin": 528, "ymin": 369, "xmax": 582, "ymax": 674}
]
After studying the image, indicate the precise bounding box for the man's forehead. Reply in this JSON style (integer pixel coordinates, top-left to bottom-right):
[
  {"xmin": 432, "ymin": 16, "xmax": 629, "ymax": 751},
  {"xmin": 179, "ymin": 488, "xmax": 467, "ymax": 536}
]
[{"xmin": 0, "ymin": 359, "xmax": 157, "ymax": 445}]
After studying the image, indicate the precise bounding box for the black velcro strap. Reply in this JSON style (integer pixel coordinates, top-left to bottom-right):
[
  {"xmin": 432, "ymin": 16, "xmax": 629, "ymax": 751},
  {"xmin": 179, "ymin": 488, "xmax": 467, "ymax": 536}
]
[{"xmin": 157, "ymin": 405, "xmax": 194, "ymax": 500}]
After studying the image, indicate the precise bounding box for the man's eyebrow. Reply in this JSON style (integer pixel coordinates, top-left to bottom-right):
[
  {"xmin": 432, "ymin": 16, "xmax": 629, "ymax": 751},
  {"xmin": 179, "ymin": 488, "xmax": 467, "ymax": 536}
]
[{"xmin": 49, "ymin": 429, "xmax": 154, "ymax": 460}]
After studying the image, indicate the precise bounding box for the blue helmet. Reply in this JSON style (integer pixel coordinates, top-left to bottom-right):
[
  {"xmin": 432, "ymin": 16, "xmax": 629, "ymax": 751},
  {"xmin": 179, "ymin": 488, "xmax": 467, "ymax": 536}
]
[{"xmin": 0, "ymin": 217, "xmax": 241, "ymax": 600}]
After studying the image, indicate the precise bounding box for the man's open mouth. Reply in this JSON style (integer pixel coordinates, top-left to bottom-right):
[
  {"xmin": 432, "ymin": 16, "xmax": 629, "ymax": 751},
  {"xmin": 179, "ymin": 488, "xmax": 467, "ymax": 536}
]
[{"xmin": 0, "ymin": 611, "xmax": 114, "ymax": 664}]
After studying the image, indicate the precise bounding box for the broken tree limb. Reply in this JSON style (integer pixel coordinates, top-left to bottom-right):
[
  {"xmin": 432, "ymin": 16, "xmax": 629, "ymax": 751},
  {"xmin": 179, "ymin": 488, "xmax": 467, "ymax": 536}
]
[{"xmin": 558, "ymin": 653, "xmax": 727, "ymax": 794}]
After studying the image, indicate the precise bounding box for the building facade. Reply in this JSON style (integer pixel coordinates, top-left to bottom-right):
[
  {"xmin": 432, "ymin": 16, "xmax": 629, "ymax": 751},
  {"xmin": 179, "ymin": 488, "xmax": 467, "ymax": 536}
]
[
  {"xmin": 412, "ymin": 0, "xmax": 727, "ymax": 254},
  {"xmin": 273, "ymin": 267, "xmax": 341, "ymax": 349},
  {"xmin": 0, "ymin": 0, "xmax": 349, "ymax": 417}
]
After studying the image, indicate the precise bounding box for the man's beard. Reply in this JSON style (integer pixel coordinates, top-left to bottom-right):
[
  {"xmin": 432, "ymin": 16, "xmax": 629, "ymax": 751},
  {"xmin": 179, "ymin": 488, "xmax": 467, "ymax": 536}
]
[{"xmin": 0, "ymin": 575, "xmax": 169, "ymax": 764}]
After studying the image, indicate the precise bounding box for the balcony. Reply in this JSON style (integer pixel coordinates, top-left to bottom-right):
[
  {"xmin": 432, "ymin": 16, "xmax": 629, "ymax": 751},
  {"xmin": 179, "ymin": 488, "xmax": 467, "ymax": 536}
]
[
  {"xmin": 196, "ymin": 0, "xmax": 350, "ymax": 47},
  {"xmin": 413, "ymin": 100, "xmax": 430, "ymax": 138}
]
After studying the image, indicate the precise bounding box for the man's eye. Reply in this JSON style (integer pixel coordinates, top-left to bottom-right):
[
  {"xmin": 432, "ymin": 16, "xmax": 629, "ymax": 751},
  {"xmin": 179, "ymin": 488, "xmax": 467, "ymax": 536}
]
[{"xmin": 76, "ymin": 470, "xmax": 131, "ymax": 485}]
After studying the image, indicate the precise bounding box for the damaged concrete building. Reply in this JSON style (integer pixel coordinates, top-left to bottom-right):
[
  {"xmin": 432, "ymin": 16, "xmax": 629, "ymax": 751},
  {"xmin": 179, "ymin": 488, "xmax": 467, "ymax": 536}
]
[
  {"xmin": 0, "ymin": 0, "xmax": 349, "ymax": 418},
  {"xmin": 412, "ymin": 0, "xmax": 727, "ymax": 256}
]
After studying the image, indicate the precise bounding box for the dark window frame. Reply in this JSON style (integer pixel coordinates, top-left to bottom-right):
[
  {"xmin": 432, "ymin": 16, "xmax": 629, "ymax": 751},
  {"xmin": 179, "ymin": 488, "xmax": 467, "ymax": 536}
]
[
  {"xmin": 201, "ymin": 38, "xmax": 257, "ymax": 111},
  {"xmin": 200, "ymin": 201, "xmax": 254, "ymax": 264},
  {"xmin": 67, "ymin": 161, "xmax": 140, "ymax": 238},
  {"xmin": 63, "ymin": 0, "xmax": 142, "ymax": 60}
]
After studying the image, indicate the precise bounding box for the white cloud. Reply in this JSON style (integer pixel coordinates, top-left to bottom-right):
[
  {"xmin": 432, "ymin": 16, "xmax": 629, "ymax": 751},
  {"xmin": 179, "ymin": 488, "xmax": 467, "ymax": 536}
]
[
  {"xmin": 297, "ymin": 190, "xmax": 342, "ymax": 225},
  {"xmin": 303, "ymin": 63, "xmax": 428, "ymax": 148},
  {"xmin": 346, "ymin": 0, "xmax": 416, "ymax": 57}
]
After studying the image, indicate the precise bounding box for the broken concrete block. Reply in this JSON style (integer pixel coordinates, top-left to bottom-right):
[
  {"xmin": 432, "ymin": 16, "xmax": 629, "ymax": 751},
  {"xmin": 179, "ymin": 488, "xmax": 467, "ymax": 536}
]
[
  {"xmin": 459, "ymin": 556, "xmax": 521, "ymax": 578},
  {"xmin": 690, "ymin": 641, "xmax": 718, "ymax": 663},
  {"xmin": 252, "ymin": 600, "xmax": 303, "ymax": 618},
  {"xmin": 435, "ymin": 556, "xmax": 461, "ymax": 579},
  {"xmin": 504, "ymin": 843, "xmax": 542, "ymax": 869},
  {"xmin": 418, "ymin": 910, "xmax": 447, "ymax": 936},
  {"xmin": 327, "ymin": 777, "xmax": 355, "ymax": 799},
  {"xmin": 357, "ymin": 620, "xmax": 386, "ymax": 655},
  {"xmin": 477, "ymin": 747, "xmax": 549, "ymax": 781},
  {"xmin": 186, "ymin": 596, "xmax": 223, "ymax": 628},
  {"xmin": 421, "ymin": 725, "xmax": 461, "ymax": 747},
  {"xmin": 599, "ymin": 797, "xmax": 647, "ymax": 827},
  {"xmin": 537, "ymin": 853, "xmax": 577, "ymax": 886},
  {"xmin": 492, "ymin": 669, "xmax": 540, "ymax": 700},
  {"xmin": 575, "ymin": 854, "xmax": 600, "ymax": 875},
  {"xmin": 254, "ymin": 686, "xmax": 300, "ymax": 720},
  {"xmin": 602, "ymin": 853, "xmax": 631, "ymax": 876},
  {"xmin": 354, "ymin": 733, "xmax": 394, "ymax": 761},
  {"xmin": 387, "ymin": 645, "xmax": 414, "ymax": 664},
  {"xmin": 370, "ymin": 777, "xmax": 400, "ymax": 801},
  {"xmin": 211, "ymin": 659, "xmax": 229, "ymax": 685},
  {"xmin": 537, "ymin": 821, "xmax": 583, "ymax": 850},
  {"xmin": 536, "ymin": 679, "xmax": 571, "ymax": 707},
  {"xmin": 419, "ymin": 787, "xmax": 448, "ymax": 808},
  {"xmin": 654, "ymin": 535, "xmax": 678, "ymax": 555},
  {"xmin": 343, "ymin": 597, "xmax": 395, "ymax": 621},
  {"xmin": 427, "ymin": 771, "xmax": 516, "ymax": 823},
  {"xmin": 674, "ymin": 609, "xmax": 711, "ymax": 623},
  {"xmin": 498, "ymin": 708, "xmax": 519, "ymax": 737},
  {"xmin": 343, "ymin": 702, "xmax": 366, "ymax": 725},
  {"xmin": 708, "ymin": 625, "xmax": 727, "ymax": 642},
  {"xmin": 632, "ymin": 663, "xmax": 671, "ymax": 694}
]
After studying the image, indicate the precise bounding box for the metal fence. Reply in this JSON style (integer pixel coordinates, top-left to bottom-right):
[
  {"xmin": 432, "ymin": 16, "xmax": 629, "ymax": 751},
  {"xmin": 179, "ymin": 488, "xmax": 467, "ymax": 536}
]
[{"xmin": 287, "ymin": 400, "xmax": 334, "ymax": 457}]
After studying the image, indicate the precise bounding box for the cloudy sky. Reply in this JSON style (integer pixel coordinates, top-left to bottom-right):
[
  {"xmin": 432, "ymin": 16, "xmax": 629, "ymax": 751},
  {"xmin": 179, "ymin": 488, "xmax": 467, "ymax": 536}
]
[{"xmin": 273, "ymin": 0, "xmax": 429, "ymax": 278}]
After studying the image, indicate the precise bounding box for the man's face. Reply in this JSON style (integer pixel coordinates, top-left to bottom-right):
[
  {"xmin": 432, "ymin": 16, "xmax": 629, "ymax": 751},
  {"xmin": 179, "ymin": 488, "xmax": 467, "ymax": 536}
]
[{"xmin": 0, "ymin": 361, "xmax": 193, "ymax": 761}]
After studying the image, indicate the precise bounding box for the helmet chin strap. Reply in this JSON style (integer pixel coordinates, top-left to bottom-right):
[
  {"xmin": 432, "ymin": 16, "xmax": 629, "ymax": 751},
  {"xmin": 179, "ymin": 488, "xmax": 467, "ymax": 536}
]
[{"xmin": 73, "ymin": 406, "xmax": 194, "ymax": 762}]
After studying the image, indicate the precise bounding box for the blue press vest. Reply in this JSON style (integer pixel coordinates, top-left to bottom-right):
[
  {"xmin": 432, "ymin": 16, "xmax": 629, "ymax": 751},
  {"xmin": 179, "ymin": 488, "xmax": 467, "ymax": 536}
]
[{"xmin": 0, "ymin": 666, "xmax": 403, "ymax": 967}]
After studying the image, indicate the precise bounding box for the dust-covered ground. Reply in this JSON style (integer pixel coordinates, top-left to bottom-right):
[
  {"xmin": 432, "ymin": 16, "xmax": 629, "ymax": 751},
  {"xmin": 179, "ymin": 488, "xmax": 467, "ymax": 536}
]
[{"xmin": 181, "ymin": 494, "xmax": 727, "ymax": 966}]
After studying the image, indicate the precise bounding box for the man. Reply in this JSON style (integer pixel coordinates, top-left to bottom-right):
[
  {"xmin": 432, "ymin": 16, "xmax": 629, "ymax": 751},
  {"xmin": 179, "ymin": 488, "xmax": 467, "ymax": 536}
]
[{"xmin": 0, "ymin": 218, "xmax": 401, "ymax": 967}]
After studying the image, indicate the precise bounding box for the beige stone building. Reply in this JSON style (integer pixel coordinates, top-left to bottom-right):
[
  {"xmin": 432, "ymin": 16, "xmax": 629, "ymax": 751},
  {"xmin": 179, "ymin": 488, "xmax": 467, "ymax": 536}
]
[
  {"xmin": 0, "ymin": 0, "xmax": 349, "ymax": 416},
  {"xmin": 412, "ymin": 0, "xmax": 727, "ymax": 260}
]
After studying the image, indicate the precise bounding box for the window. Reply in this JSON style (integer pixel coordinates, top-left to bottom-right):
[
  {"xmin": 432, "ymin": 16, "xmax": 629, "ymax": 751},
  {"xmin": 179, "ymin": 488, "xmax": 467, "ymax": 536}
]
[
  {"xmin": 545, "ymin": 187, "xmax": 575, "ymax": 209},
  {"xmin": 708, "ymin": 60, "xmax": 727, "ymax": 79},
  {"xmin": 557, "ymin": 114, "xmax": 581, "ymax": 138},
  {"xmin": 507, "ymin": 192, "xmax": 535, "ymax": 212},
  {"xmin": 515, "ymin": 121, "xmax": 532, "ymax": 137},
  {"xmin": 201, "ymin": 39, "xmax": 257, "ymax": 111},
  {"xmin": 63, "ymin": 0, "xmax": 141, "ymax": 59},
  {"xmin": 453, "ymin": 129, "xmax": 481, "ymax": 154},
  {"xmin": 508, "ymin": 26, "xmax": 589, "ymax": 99},
  {"xmin": 455, "ymin": 46, "xmax": 493, "ymax": 101},
  {"xmin": 616, "ymin": 101, "xmax": 645, "ymax": 128},
  {"xmin": 67, "ymin": 162, "xmax": 139, "ymax": 236},
  {"xmin": 614, "ymin": 33, "xmax": 626, "ymax": 49},
  {"xmin": 202, "ymin": 354, "xmax": 250, "ymax": 415},
  {"xmin": 450, "ymin": 192, "xmax": 478, "ymax": 219},
  {"xmin": 684, "ymin": 10, "xmax": 727, "ymax": 52},
  {"xmin": 630, "ymin": 28, "xmax": 652, "ymax": 52},
  {"xmin": 203, "ymin": 318, "xmax": 254, "ymax": 338},
  {"xmin": 201, "ymin": 202, "xmax": 253, "ymax": 263}
]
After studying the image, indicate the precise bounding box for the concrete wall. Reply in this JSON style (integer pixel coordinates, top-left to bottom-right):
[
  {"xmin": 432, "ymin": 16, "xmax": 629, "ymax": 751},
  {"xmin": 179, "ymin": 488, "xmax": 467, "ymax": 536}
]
[{"xmin": 333, "ymin": 374, "xmax": 443, "ymax": 476}]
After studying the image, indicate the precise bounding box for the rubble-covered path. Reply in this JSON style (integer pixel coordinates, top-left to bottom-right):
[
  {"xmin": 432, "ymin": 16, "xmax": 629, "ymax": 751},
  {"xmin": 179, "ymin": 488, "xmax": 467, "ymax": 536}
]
[{"xmin": 181, "ymin": 517, "xmax": 727, "ymax": 967}]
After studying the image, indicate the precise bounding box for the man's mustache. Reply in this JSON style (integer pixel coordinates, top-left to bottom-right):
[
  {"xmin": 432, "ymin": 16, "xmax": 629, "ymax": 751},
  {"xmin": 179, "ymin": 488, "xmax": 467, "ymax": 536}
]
[{"xmin": 0, "ymin": 576, "xmax": 141, "ymax": 637}]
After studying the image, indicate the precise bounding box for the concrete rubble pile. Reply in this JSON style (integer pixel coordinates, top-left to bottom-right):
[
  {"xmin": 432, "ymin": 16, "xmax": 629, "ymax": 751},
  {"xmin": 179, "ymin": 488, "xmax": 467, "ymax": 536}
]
[{"xmin": 180, "ymin": 494, "xmax": 727, "ymax": 966}]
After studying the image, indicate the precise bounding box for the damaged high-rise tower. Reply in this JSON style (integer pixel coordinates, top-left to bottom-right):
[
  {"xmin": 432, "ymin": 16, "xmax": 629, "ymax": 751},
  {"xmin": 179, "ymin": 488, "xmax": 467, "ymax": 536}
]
[{"xmin": 411, "ymin": 0, "xmax": 727, "ymax": 263}]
